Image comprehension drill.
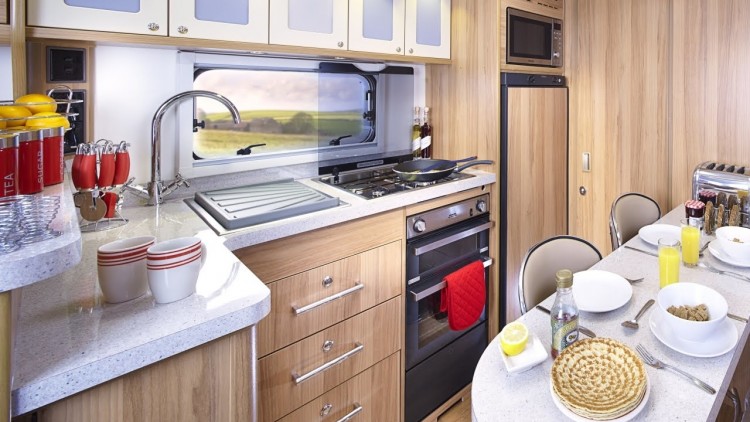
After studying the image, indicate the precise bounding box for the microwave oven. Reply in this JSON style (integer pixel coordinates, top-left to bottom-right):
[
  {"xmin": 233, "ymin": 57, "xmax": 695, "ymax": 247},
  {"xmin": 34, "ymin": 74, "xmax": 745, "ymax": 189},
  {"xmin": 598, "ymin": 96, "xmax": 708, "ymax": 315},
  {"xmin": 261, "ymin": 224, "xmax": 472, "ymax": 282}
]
[{"xmin": 506, "ymin": 7, "xmax": 563, "ymax": 68}]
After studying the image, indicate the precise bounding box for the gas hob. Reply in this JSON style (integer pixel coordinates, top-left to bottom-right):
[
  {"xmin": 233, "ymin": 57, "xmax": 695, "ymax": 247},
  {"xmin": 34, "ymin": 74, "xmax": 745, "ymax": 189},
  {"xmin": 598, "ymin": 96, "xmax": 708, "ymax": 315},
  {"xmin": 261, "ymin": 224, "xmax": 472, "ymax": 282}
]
[{"xmin": 317, "ymin": 166, "xmax": 475, "ymax": 199}]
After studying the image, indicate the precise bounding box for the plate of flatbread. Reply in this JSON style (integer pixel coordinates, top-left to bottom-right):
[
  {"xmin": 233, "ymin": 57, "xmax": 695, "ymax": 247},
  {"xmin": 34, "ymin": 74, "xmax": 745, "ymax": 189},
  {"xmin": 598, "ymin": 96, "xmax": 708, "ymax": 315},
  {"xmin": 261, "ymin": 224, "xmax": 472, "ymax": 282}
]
[{"xmin": 550, "ymin": 338, "xmax": 649, "ymax": 421}]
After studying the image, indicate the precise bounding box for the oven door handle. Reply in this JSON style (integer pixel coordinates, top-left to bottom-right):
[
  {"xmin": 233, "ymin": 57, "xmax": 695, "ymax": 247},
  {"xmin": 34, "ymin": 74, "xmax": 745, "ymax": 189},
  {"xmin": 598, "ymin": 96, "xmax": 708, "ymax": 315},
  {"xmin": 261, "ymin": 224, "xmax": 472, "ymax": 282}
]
[
  {"xmin": 411, "ymin": 221, "xmax": 494, "ymax": 256},
  {"xmin": 409, "ymin": 257, "xmax": 493, "ymax": 302}
]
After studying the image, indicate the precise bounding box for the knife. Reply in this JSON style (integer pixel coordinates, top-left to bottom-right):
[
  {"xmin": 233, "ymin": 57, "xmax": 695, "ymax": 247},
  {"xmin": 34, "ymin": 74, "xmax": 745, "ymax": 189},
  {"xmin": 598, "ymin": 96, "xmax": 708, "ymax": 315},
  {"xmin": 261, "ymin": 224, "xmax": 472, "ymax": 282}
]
[
  {"xmin": 535, "ymin": 305, "xmax": 597, "ymax": 338},
  {"xmin": 624, "ymin": 245, "xmax": 658, "ymax": 257}
]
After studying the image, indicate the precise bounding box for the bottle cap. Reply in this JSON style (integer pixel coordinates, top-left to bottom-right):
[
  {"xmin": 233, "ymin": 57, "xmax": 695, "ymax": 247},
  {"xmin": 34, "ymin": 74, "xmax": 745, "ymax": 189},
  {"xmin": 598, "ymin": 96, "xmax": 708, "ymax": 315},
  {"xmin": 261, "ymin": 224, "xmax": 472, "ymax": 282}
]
[{"xmin": 556, "ymin": 269, "xmax": 573, "ymax": 288}]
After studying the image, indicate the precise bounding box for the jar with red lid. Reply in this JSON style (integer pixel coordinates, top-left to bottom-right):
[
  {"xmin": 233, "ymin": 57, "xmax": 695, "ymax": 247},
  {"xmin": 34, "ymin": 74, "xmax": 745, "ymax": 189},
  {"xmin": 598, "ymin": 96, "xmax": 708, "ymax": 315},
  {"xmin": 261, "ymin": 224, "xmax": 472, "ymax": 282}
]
[
  {"xmin": 16, "ymin": 129, "xmax": 44, "ymax": 194},
  {"xmin": 40, "ymin": 126, "xmax": 65, "ymax": 186},
  {"xmin": 0, "ymin": 133, "xmax": 19, "ymax": 197},
  {"xmin": 685, "ymin": 199, "xmax": 705, "ymax": 229}
]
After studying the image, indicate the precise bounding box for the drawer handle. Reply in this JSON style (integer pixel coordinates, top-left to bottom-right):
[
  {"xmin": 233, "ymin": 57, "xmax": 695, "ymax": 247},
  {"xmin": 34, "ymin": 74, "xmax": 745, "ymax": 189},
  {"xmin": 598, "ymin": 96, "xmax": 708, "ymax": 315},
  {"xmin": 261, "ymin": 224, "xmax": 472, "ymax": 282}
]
[
  {"xmin": 292, "ymin": 342, "xmax": 364, "ymax": 384},
  {"xmin": 337, "ymin": 403, "xmax": 363, "ymax": 422},
  {"xmin": 292, "ymin": 282, "xmax": 364, "ymax": 315}
]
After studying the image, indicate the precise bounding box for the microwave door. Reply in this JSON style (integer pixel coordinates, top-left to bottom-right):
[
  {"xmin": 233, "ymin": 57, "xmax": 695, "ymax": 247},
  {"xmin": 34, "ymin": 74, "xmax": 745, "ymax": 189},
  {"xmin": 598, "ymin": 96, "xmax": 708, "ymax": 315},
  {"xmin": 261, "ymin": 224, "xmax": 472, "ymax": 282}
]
[{"xmin": 508, "ymin": 14, "xmax": 552, "ymax": 66}]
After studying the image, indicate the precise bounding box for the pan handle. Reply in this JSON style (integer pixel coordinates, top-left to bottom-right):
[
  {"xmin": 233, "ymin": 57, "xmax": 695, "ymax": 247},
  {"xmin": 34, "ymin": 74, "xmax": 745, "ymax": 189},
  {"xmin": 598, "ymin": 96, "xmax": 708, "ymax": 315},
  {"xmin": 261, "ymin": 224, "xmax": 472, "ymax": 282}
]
[{"xmin": 455, "ymin": 160, "xmax": 494, "ymax": 173}]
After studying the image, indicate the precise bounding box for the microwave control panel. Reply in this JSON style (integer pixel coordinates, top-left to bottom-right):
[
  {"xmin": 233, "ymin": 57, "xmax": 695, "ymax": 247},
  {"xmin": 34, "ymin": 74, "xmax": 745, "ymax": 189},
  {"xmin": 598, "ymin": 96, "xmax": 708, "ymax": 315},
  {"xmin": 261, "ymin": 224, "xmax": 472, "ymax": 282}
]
[{"xmin": 526, "ymin": 0, "xmax": 562, "ymax": 10}]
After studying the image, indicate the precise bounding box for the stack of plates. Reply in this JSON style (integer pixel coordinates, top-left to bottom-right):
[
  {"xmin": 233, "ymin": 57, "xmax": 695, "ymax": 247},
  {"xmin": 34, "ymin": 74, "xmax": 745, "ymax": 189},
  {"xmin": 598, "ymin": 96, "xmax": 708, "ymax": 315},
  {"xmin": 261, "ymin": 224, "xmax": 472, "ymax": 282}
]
[{"xmin": 550, "ymin": 338, "xmax": 649, "ymax": 421}]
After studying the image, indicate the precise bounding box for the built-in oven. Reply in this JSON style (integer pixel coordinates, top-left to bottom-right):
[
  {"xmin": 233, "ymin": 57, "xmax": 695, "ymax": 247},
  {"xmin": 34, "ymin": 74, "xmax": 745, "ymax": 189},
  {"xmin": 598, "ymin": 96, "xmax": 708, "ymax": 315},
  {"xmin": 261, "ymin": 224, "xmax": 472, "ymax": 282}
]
[{"xmin": 404, "ymin": 193, "xmax": 493, "ymax": 422}]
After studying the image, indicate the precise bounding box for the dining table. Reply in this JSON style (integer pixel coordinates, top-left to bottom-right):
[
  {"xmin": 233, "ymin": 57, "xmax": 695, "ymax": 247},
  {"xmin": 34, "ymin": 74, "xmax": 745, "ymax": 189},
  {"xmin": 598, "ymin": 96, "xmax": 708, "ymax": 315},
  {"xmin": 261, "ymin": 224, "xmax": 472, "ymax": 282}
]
[{"xmin": 471, "ymin": 206, "xmax": 750, "ymax": 421}]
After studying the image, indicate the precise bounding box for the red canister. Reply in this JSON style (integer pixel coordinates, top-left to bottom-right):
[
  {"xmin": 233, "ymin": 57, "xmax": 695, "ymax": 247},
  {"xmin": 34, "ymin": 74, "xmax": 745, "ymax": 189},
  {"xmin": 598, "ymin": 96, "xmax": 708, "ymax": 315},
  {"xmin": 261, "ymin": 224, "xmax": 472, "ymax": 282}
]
[
  {"xmin": 41, "ymin": 126, "xmax": 65, "ymax": 186},
  {"xmin": 17, "ymin": 130, "xmax": 43, "ymax": 194},
  {"xmin": 0, "ymin": 133, "xmax": 19, "ymax": 197}
]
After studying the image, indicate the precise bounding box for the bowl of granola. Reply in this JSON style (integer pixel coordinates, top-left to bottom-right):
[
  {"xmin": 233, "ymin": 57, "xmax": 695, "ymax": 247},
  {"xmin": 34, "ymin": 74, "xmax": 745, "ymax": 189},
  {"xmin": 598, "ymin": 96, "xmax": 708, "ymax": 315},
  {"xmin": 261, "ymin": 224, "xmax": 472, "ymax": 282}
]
[{"xmin": 657, "ymin": 282, "xmax": 727, "ymax": 341}]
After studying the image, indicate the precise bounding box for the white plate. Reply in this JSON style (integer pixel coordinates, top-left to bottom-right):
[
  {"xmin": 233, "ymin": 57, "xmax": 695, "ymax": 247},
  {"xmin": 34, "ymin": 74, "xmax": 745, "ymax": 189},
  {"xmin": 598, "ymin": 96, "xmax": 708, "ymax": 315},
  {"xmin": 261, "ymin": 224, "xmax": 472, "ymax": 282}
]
[
  {"xmin": 550, "ymin": 374, "xmax": 650, "ymax": 422},
  {"xmin": 638, "ymin": 224, "xmax": 681, "ymax": 246},
  {"xmin": 500, "ymin": 334, "xmax": 548, "ymax": 374},
  {"xmin": 708, "ymin": 241, "xmax": 750, "ymax": 268},
  {"xmin": 572, "ymin": 270, "xmax": 633, "ymax": 313},
  {"xmin": 649, "ymin": 311, "xmax": 738, "ymax": 358}
]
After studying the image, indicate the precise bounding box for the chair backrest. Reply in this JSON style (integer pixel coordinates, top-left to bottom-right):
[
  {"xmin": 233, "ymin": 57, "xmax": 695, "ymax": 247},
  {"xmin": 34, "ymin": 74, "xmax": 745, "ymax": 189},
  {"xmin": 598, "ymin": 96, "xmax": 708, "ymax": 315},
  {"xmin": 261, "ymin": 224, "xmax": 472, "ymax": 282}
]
[
  {"xmin": 518, "ymin": 235, "xmax": 602, "ymax": 314},
  {"xmin": 609, "ymin": 192, "xmax": 661, "ymax": 250}
]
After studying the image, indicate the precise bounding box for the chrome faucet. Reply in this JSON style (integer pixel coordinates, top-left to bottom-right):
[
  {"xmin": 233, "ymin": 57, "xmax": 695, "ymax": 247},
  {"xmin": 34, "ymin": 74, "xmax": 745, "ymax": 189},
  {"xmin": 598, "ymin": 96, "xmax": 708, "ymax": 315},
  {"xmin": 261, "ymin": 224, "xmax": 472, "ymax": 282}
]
[{"xmin": 123, "ymin": 90, "xmax": 241, "ymax": 205}]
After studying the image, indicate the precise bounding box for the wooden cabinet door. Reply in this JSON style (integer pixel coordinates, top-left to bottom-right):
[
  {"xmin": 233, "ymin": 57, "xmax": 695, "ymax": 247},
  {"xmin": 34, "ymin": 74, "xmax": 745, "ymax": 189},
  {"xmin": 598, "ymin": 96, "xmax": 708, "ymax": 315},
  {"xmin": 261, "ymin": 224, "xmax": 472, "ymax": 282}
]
[
  {"xmin": 257, "ymin": 241, "xmax": 401, "ymax": 357},
  {"xmin": 503, "ymin": 85, "xmax": 568, "ymax": 323},
  {"xmin": 269, "ymin": 0, "xmax": 348, "ymax": 50},
  {"xmin": 169, "ymin": 0, "xmax": 268, "ymax": 43},
  {"xmin": 257, "ymin": 297, "xmax": 401, "ymax": 421},
  {"xmin": 35, "ymin": 329, "xmax": 251, "ymax": 422},
  {"xmin": 27, "ymin": 0, "xmax": 168, "ymax": 35},
  {"xmin": 0, "ymin": 0, "xmax": 6, "ymax": 25},
  {"xmin": 278, "ymin": 352, "xmax": 400, "ymax": 422},
  {"xmin": 404, "ymin": 0, "xmax": 451, "ymax": 59},
  {"xmin": 349, "ymin": 0, "xmax": 405, "ymax": 55}
]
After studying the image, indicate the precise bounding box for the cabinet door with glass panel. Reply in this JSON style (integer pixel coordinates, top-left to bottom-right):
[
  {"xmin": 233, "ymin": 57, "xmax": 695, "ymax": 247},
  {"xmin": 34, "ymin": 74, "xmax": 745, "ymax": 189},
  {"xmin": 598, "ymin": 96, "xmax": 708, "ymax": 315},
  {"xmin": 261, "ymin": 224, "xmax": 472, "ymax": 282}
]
[
  {"xmin": 405, "ymin": 0, "xmax": 451, "ymax": 59},
  {"xmin": 27, "ymin": 0, "xmax": 168, "ymax": 36},
  {"xmin": 269, "ymin": 0, "xmax": 348, "ymax": 50},
  {"xmin": 349, "ymin": 0, "xmax": 405, "ymax": 55},
  {"xmin": 169, "ymin": 0, "xmax": 268, "ymax": 43}
]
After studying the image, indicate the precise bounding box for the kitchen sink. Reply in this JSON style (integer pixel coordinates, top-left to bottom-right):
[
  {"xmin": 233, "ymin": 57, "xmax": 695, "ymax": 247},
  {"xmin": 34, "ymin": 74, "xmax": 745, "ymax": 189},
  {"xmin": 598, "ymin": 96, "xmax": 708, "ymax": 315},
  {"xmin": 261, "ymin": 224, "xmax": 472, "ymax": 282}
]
[{"xmin": 188, "ymin": 179, "xmax": 340, "ymax": 232}]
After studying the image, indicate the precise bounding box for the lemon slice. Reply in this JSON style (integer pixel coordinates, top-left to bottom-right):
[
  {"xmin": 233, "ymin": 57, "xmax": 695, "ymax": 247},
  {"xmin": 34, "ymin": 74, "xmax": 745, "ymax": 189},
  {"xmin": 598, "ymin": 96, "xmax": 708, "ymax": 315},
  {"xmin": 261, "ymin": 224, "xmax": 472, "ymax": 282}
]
[{"xmin": 500, "ymin": 322, "xmax": 529, "ymax": 356}]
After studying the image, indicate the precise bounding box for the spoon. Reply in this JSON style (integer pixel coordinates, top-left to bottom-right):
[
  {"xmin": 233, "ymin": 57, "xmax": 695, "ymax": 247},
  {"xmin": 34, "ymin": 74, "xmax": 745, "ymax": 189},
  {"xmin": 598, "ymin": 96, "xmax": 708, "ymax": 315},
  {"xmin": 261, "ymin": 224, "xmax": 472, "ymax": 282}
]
[{"xmin": 621, "ymin": 299, "xmax": 655, "ymax": 329}]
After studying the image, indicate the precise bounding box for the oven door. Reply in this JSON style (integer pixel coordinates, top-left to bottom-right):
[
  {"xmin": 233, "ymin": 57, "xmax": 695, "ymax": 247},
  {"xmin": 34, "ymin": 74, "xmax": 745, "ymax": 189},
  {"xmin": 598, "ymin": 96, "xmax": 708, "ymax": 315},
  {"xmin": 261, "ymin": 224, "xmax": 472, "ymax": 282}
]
[{"xmin": 405, "ymin": 216, "xmax": 492, "ymax": 370}]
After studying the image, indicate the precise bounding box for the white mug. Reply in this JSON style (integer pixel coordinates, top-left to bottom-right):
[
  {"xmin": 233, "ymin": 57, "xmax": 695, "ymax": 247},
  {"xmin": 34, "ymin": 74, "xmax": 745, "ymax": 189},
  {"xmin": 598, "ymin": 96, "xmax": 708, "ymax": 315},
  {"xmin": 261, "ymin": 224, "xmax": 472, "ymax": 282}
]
[
  {"xmin": 147, "ymin": 237, "xmax": 207, "ymax": 304},
  {"xmin": 97, "ymin": 236, "xmax": 155, "ymax": 303}
]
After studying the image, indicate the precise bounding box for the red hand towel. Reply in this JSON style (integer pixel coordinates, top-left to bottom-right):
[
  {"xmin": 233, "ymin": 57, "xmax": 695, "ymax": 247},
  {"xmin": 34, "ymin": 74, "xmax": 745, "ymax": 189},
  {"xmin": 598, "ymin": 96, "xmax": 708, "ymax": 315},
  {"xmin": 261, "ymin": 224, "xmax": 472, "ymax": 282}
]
[{"xmin": 440, "ymin": 260, "xmax": 486, "ymax": 331}]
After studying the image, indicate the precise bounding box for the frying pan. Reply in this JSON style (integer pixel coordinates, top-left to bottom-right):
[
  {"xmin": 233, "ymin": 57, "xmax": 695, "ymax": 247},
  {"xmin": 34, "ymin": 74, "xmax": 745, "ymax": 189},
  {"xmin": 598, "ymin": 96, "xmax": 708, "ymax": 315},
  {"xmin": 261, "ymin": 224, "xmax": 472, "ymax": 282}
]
[{"xmin": 392, "ymin": 157, "xmax": 494, "ymax": 182}]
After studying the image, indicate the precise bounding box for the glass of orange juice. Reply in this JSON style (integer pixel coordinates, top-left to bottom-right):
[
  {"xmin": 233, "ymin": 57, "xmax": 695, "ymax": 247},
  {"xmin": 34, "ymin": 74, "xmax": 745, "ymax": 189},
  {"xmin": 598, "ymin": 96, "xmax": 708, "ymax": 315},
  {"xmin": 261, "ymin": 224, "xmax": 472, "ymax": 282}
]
[
  {"xmin": 681, "ymin": 219, "xmax": 701, "ymax": 267},
  {"xmin": 658, "ymin": 238, "xmax": 680, "ymax": 288}
]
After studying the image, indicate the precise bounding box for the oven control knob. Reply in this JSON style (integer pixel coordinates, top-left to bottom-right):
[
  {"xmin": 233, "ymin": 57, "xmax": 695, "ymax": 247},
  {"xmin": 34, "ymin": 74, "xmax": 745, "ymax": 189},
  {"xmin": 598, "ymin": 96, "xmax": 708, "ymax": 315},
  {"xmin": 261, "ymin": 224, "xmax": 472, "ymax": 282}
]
[
  {"xmin": 413, "ymin": 219, "xmax": 427, "ymax": 233},
  {"xmin": 476, "ymin": 200, "xmax": 487, "ymax": 213}
]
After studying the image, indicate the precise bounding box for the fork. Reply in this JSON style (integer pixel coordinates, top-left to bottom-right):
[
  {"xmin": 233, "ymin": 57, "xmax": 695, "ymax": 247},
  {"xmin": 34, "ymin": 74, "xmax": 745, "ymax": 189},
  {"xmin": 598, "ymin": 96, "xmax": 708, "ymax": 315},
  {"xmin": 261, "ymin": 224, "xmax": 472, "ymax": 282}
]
[
  {"xmin": 698, "ymin": 262, "xmax": 750, "ymax": 283},
  {"xmin": 635, "ymin": 344, "xmax": 716, "ymax": 394}
]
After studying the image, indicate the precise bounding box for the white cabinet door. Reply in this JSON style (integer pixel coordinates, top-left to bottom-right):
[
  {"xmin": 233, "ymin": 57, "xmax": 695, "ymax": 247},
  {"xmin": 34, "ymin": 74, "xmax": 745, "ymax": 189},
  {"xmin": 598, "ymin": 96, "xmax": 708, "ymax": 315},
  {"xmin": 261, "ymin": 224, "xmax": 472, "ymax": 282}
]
[
  {"xmin": 269, "ymin": 0, "xmax": 348, "ymax": 50},
  {"xmin": 170, "ymin": 0, "xmax": 268, "ymax": 43},
  {"xmin": 349, "ymin": 0, "xmax": 405, "ymax": 55},
  {"xmin": 405, "ymin": 0, "xmax": 450, "ymax": 58},
  {"xmin": 27, "ymin": 0, "xmax": 168, "ymax": 36}
]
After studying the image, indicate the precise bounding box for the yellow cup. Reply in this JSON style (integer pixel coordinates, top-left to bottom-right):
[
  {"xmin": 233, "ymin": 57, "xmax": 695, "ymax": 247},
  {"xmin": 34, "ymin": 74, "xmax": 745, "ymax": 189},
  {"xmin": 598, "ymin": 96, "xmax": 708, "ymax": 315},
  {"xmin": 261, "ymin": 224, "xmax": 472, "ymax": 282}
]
[
  {"xmin": 681, "ymin": 222, "xmax": 701, "ymax": 267},
  {"xmin": 658, "ymin": 238, "xmax": 680, "ymax": 288}
]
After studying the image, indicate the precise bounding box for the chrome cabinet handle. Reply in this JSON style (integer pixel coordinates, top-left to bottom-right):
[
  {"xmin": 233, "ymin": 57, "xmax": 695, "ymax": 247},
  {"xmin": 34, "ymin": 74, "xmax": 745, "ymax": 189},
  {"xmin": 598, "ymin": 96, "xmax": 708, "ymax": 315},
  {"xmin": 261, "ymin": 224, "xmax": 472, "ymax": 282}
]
[
  {"xmin": 148, "ymin": 22, "xmax": 160, "ymax": 31},
  {"xmin": 293, "ymin": 282, "xmax": 364, "ymax": 315},
  {"xmin": 178, "ymin": 25, "xmax": 188, "ymax": 34},
  {"xmin": 292, "ymin": 343, "xmax": 364, "ymax": 384},
  {"xmin": 412, "ymin": 221, "xmax": 494, "ymax": 256},
  {"xmin": 336, "ymin": 403, "xmax": 363, "ymax": 422}
]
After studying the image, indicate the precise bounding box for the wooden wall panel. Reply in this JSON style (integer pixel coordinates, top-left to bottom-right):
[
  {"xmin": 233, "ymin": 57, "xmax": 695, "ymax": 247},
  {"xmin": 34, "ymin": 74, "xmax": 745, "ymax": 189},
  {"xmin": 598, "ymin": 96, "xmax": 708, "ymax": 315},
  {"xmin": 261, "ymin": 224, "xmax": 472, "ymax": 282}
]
[
  {"xmin": 566, "ymin": 0, "xmax": 670, "ymax": 254},
  {"xmin": 0, "ymin": 0, "xmax": 7, "ymax": 25},
  {"xmin": 425, "ymin": 0, "xmax": 500, "ymax": 336},
  {"xmin": 671, "ymin": 0, "xmax": 750, "ymax": 207}
]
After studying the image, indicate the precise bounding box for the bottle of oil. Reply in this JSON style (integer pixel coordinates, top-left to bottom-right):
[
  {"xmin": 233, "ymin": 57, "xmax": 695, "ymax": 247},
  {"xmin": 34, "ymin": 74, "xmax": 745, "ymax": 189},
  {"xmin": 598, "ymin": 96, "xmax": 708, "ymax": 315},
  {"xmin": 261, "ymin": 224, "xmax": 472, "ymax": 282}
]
[
  {"xmin": 420, "ymin": 107, "xmax": 432, "ymax": 159},
  {"xmin": 550, "ymin": 269, "xmax": 579, "ymax": 358},
  {"xmin": 411, "ymin": 107, "xmax": 422, "ymax": 158}
]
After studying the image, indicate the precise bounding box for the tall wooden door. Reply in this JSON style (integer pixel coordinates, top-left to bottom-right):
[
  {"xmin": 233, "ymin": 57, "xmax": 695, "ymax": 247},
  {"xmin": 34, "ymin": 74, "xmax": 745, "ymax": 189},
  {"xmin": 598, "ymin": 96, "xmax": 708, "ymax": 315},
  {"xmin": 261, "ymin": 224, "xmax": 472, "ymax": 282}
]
[{"xmin": 502, "ymin": 84, "xmax": 568, "ymax": 324}]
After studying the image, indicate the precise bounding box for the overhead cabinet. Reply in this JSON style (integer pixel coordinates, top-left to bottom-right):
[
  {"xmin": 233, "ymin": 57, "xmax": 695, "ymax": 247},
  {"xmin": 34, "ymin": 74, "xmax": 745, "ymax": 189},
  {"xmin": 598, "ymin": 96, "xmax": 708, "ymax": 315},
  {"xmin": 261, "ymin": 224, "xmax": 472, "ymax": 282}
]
[
  {"xmin": 27, "ymin": 0, "xmax": 268, "ymax": 42},
  {"xmin": 273, "ymin": 0, "xmax": 450, "ymax": 58}
]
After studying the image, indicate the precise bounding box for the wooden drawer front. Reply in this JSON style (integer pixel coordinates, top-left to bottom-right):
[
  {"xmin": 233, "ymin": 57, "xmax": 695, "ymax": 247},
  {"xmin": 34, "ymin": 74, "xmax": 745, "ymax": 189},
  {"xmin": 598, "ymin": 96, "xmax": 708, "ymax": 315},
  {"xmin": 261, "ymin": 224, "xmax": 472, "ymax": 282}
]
[
  {"xmin": 258, "ymin": 241, "xmax": 401, "ymax": 357},
  {"xmin": 258, "ymin": 297, "xmax": 401, "ymax": 421},
  {"xmin": 279, "ymin": 352, "xmax": 400, "ymax": 422}
]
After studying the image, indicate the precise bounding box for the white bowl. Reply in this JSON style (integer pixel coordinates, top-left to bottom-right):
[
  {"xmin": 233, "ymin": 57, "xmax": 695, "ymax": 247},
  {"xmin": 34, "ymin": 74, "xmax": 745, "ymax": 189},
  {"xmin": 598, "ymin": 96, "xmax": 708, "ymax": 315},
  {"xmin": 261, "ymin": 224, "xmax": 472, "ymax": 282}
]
[
  {"xmin": 657, "ymin": 282, "xmax": 727, "ymax": 341},
  {"xmin": 97, "ymin": 235, "xmax": 155, "ymax": 255},
  {"xmin": 716, "ymin": 226, "xmax": 750, "ymax": 261},
  {"xmin": 97, "ymin": 257, "xmax": 148, "ymax": 304},
  {"xmin": 147, "ymin": 254, "xmax": 205, "ymax": 304}
]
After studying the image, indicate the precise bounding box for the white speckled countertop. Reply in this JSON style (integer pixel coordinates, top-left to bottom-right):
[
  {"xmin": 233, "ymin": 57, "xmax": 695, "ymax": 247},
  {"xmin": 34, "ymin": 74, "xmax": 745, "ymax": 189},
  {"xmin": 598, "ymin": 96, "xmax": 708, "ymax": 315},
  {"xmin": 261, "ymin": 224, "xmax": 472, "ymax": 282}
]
[
  {"xmin": 12, "ymin": 169, "xmax": 496, "ymax": 416},
  {"xmin": 471, "ymin": 207, "xmax": 750, "ymax": 421},
  {"xmin": 1, "ymin": 182, "xmax": 82, "ymax": 292}
]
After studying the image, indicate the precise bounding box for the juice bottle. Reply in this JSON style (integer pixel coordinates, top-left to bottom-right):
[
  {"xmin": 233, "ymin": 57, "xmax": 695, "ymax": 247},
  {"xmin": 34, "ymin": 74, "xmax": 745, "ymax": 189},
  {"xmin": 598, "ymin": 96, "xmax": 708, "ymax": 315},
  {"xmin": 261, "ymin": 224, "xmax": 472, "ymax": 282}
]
[
  {"xmin": 658, "ymin": 238, "xmax": 680, "ymax": 288},
  {"xmin": 551, "ymin": 269, "xmax": 578, "ymax": 358}
]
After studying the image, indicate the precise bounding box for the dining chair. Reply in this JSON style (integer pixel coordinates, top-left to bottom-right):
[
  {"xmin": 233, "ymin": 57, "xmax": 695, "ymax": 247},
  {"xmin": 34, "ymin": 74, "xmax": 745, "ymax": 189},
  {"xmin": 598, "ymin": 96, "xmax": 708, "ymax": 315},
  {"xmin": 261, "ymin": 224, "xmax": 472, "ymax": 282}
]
[
  {"xmin": 517, "ymin": 235, "xmax": 602, "ymax": 314},
  {"xmin": 609, "ymin": 192, "xmax": 662, "ymax": 250}
]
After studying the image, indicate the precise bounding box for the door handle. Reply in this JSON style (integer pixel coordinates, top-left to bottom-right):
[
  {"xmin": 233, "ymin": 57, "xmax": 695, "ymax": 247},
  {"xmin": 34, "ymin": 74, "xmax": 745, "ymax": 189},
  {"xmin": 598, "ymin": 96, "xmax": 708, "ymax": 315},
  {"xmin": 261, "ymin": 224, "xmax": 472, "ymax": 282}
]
[{"xmin": 579, "ymin": 186, "xmax": 587, "ymax": 196}]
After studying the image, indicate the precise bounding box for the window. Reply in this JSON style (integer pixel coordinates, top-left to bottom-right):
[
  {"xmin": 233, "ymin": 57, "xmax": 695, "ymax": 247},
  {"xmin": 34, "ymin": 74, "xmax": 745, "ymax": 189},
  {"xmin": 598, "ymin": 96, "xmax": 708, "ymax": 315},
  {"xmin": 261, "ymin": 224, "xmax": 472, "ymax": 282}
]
[{"xmin": 192, "ymin": 66, "xmax": 375, "ymax": 161}]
